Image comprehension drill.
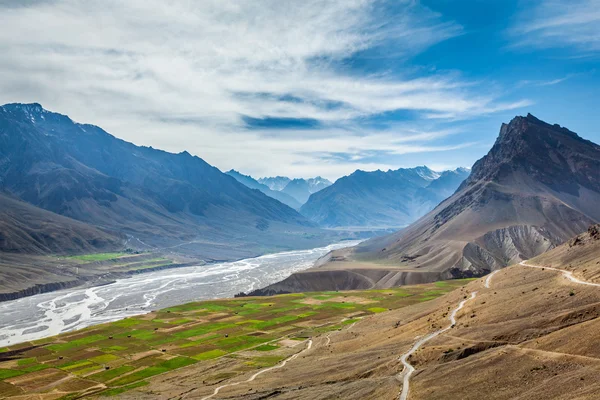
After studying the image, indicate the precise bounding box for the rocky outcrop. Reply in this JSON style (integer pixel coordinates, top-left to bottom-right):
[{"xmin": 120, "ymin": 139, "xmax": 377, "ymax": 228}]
[
  {"xmin": 246, "ymin": 268, "xmax": 443, "ymax": 296},
  {"xmin": 456, "ymin": 225, "xmax": 557, "ymax": 275}
]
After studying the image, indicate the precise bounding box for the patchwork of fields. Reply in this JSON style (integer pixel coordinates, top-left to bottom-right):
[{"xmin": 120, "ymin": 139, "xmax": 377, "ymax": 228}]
[{"xmin": 0, "ymin": 279, "xmax": 473, "ymax": 399}]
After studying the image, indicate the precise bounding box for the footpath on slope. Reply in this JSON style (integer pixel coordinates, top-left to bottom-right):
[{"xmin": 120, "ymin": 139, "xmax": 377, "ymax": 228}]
[
  {"xmin": 399, "ymin": 258, "xmax": 600, "ymax": 400},
  {"xmin": 397, "ymin": 292, "xmax": 478, "ymax": 400}
]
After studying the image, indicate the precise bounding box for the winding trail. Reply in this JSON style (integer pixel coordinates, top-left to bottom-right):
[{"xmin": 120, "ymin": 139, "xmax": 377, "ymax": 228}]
[
  {"xmin": 484, "ymin": 270, "xmax": 499, "ymax": 289},
  {"xmin": 519, "ymin": 261, "xmax": 600, "ymax": 287},
  {"xmin": 199, "ymin": 339, "xmax": 313, "ymax": 400},
  {"xmin": 397, "ymin": 291, "xmax": 477, "ymax": 400},
  {"xmin": 394, "ymin": 260, "xmax": 598, "ymax": 400}
]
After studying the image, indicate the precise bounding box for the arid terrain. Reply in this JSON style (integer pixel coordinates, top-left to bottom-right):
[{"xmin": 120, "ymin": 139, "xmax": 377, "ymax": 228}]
[{"xmin": 107, "ymin": 225, "xmax": 600, "ymax": 400}]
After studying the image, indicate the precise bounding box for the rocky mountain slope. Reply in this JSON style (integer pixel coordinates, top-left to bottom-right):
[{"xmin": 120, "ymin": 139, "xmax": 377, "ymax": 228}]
[
  {"xmin": 349, "ymin": 114, "xmax": 600, "ymax": 279},
  {"xmin": 225, "ymin": 170, "xmax": 301, "ymax": 209},
  {"xmin": 300, "ymin": 167, "xmax": 469, "ymax": 228},
  {"xmin": 0, "ymin": 103, "xmax": 331, "ymax": 260},
  {"xmin": 0, "ymin": 192, "xmax": 121, "ymax": 255}
]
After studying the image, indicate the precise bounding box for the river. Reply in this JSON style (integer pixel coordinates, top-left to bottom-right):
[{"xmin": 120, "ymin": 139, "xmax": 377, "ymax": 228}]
[{"xmin": 0, "ymin": 241, "xmax": 359, "ymax": 347}]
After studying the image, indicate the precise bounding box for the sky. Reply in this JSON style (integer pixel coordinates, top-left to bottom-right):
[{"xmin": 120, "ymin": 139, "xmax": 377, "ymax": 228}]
[{"xmin": 0, "ymin": 0, "xmax": 598, "ymax": 181}]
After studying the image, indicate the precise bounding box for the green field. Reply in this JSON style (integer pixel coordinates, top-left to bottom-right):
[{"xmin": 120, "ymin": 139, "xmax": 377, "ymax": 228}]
[
  {"xmin": 0, "ymin": 279, "xmax": 474, "ymax": 399},
  {"xmin": 68, "ymin": 252, "xmax": 129, "ymax": 262}
]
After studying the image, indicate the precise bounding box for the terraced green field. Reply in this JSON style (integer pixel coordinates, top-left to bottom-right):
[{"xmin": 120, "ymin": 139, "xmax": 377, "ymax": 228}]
[
  {"xmin": 0, "ymin": 279, "xmax": 474, "ymax": 399},
  {"xmin": 67, "ymin": 253, "xmax": 129, "ymax": 262}
]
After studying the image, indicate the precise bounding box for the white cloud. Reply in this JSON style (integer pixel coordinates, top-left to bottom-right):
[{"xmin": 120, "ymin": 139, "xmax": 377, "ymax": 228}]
[
  {"xmin": 511, "ymin": 0, "xmax": 600, "ymax": 53},
  {"xmin": 0, "ymin": 0, "xmax": 526, "ymax": 178}
]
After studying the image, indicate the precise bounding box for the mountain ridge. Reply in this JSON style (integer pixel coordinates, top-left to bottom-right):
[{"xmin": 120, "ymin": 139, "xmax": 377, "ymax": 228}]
[
  {"xmin": 0, "ymin": 103, "xmax": 332, "ymax": 260},
  {"xmin": 225, "ymin": 169, "xmax": 302, "ymax": 209},
  {"xmin": 354, "ymin": 113, "xmax": 600, "ymax": 277},
  {"xmin": 300, "ymin": 166, "xmax": 470, "ymax": 228}
]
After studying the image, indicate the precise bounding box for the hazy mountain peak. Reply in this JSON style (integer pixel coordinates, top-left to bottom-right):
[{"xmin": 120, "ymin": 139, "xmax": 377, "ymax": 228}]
[
  {"xmin": 257, "ymin": 176, "xmax": 291, "ymax": 191},
  {"xmin": 413, "ymin": 165, "xmax": 440, "ymax": 181},
  {"xmin": 225, "ymin": 170, "xmax": 302, "ymax": 209}
]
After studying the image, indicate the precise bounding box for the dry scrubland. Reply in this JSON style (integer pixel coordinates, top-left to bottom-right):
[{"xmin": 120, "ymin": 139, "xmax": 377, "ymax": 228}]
[{"xmin": 0, "ymin": 279, "xmax": 471, "ymax": 399}]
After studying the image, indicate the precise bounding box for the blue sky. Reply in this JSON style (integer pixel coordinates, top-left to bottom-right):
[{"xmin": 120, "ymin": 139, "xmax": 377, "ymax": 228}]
[{"xmin": 0, "ymin": 0, "xmax": 598, "ymax": 180}]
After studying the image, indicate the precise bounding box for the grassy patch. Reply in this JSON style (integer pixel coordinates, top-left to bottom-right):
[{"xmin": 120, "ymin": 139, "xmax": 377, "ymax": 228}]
[
  {"xmin": 89, "ymin": 365, "xmax": 136, "ymax": 383},
  {"xmin": 111, "ymin": 366, "xmax": 169, "ymax": 386},
  {"xmin": 158, "ymin": 357, "xmax": 196, "ymax": 370},
  {"xmin": 21, "ymin": 364, "xmax": 51, "ymax": 373},
  {"xmin": 0, "ymin": 369, "xmax": 25, "ymax": 380},
  {"xmin": 193, "ymin": 349, "xmax": 227, "ymax": 361},
  {"xmin": 111, "ymin": 318, "xmax": 142, "ymax": 328},
  {"xmin": 254, "ymin": 344, "xmax": 278, "ymax": 351},
  {"xmin": 100, "ymin": 381, "xmax": 148, "ymax": 396},
  {"xmin": 69, "ymin": 252, "xmax": 127, "ymax": 262},
  {"xmin": 17, "ymin": 357, "xmax": 37, "ymax": 366},
  {"xmin": 367, "ymin": 307, "xmax": 388, "ymax": 313},
  {"xmin": 47, "ymin": 334, "xmax": 106, "ymax": 352},
  {"xmin": 103, "ymin": 345, "xmax": 128, "ymax": 352},
  {"xmin": 89, "ymin": 354, "xmax": 120, "ymax": 364},
  {"xmin": 60, "ymin": 360, "xmax": 93, "ymax": 371}
]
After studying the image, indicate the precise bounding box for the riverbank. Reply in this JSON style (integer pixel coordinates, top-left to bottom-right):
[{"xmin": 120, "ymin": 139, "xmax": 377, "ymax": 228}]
[
  {"xmin": 0, "ymin": 242, "xmax": 360, "ymax": 347},
  {"xmin": 0, "ymin": 252, "xmax": 203, "ymax": 302},
  {"xmin": 0, "ymin": 279, "xmax": 471, "ymax": 399}
]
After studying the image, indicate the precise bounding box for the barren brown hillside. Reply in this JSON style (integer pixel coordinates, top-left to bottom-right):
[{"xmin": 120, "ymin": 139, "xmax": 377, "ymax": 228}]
[{"xmin": 116, "ymin": 226, "xmax": 600, "ymax": 399}]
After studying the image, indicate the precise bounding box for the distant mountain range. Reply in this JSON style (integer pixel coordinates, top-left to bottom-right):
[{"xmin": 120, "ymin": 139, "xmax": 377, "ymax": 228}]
[
  {"xmin": 258, "ymin": 176, "xmax": 291, "ymax": 191},
  {"xmin": 233, "ymin": 174, "xmax": 332, "ymax": 207},
  {"xmin": 225, "ymin": 170, "xmax": 302, "ymax": 209},
  {"xmin": 0, "ymin": 103, "xmax": 333, "ymax": 259},
  {"xmin": 354, "ymin": 114, "xmax": 600, "ymax": 278},
  {"xmin": 280, "ymin": 177, "xmax": 332, "ymax": 205},
  {"xmin": 300, "ymin": 166, "xmax": 470, "ymax": 228}
]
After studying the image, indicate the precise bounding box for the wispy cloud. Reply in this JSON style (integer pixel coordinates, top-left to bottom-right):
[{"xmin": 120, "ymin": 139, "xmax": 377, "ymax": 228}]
[
  {"xmin": 0, "ymin": 0, "xmax": 527, "ymax": 178},
  {"xmin": 510, "ymin": 0, "xmax": 600, "ymax": 54}
]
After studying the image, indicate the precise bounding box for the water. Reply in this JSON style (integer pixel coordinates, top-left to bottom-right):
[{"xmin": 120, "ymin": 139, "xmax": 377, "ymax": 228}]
[{"xmin": 0, "ymin": 241, "xmax": 359, "ymax": 347}]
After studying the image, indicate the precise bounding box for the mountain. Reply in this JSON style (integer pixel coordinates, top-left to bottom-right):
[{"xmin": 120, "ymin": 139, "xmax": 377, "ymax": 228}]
[
  {"xmin": 300, "ymin": 167, "xmax": 470, "ymax": 228},
  {"xmin": 258, "ymin": 176, "xmax": 291, "ymax": 191},
  {"xmin": 0, "ymin": 191, "xmax": 121, "ymax": 255},
  {"xmin": 0, "ymin": 103, "xmax": 330, "ymax": 260},
  {"xmin": 307, "ymin": 176, "xmax": 332, "ymax": 193},
  {"xmin": 281, "ymin": 177, "xmax": 333, "ymax": 205},
  {"xmin": 225, "ymin": 170, "xmax": 302, "ymax": 209},
  {"xmin": 349, "ymin": 114, "xmax": 600, "ymax": 279}
]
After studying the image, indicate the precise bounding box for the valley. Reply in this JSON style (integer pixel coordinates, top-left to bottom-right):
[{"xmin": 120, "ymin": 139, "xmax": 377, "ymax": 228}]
[
  {"xmin": 113, "ymin": 224, "xmax": 597, "ymax": 400},
  {"xmin": 2, "ymin": 2, "xmax": 599, "ymax": 399},
  {"xmin": 0, "ymin": 278, "xmax": 472, "ymax": 399},
  {"xmin": 2, "ymin": 225, "xmax": 596, "ymax": 400},
  {"xmin": 0, "ymin": 242, "xmax": 360, "ymax": 348}
]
